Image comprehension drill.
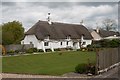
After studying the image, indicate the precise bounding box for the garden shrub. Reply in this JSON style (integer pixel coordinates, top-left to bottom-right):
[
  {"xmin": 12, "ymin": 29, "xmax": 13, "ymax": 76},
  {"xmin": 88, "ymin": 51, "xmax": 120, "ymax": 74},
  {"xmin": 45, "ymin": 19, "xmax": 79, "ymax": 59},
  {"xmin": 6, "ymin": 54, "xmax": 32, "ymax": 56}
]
[
  {"xmin": 75, "ymin": 63, "xmax": 96, "ymax": 74},
  {"xmin": 66, "ymin": 47, "xmax": 73, "ymax": 50},
  {"xmin": 77, "ymin": 49, "xmax": 81, "ymax": 51},
  {"xmin": 26, "ymin": 48, "xmax": 34, "ymax": 53},
  {"xmin": 38, "ymin": 49, "xmax": 44, "ymax": 52},
  {"xmin": 46, "ymin": 49, "xmax": 52, "ymax": 52},
  {"xmin": 8, "ymin": 50, "xmax": 15, "ymax": 53},
  {"xmin": 26, "ymin": 48, "xmax": 38, "ymax": 53},
  {"xmin": 75, "ymin": 63, "xmax": 87, "ymax": 73},
  {"xmin": 7, "ymin": 50, "xmax": 15, "ymax": 55},
  {"xmin": 32, "ymin": 48, "xmax": 37, "ymax": 52},
  {"xmin": 87, "ymin": 63, "xmax": 96, "ymax": 75},
  {"xmin": 92, "ymin": 39, "xmax": 120, "ymax": 48},
  {"xmin": 54, "ymin": 48, "xmax": 60, "ymax": 51},
  {"xmin": 15, "ymin": 50, "xmax": 19, "ymax": 53}
]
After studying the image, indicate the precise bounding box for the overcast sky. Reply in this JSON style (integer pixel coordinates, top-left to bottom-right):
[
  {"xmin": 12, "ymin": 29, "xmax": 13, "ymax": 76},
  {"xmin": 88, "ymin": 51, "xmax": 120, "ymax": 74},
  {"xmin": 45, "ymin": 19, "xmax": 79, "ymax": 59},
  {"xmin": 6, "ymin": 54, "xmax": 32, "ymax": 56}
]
[{"xmin": 1, "ymin": 0, "xmax": 119, "ymax": 31}]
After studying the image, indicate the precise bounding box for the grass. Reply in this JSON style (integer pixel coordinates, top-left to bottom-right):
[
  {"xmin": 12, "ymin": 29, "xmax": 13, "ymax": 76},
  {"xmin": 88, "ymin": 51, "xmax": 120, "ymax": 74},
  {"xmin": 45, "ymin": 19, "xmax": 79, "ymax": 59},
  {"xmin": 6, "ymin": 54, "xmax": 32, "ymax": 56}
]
[{"xmin": 2, "ymin": 51, "xmax": 96, "ymax": 75}]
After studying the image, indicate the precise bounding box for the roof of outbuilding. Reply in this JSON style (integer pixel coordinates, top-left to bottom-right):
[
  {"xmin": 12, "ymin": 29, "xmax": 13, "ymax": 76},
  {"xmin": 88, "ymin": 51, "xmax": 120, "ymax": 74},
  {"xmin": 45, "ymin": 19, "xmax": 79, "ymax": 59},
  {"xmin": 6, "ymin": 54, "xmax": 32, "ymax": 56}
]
[
  {"xmin": 95, "ymin": 29, "xmax": 120, "ymax": 37},
  {"xmin": 25, "ymin": 20, "xmax": 93, "ymax": 40}
]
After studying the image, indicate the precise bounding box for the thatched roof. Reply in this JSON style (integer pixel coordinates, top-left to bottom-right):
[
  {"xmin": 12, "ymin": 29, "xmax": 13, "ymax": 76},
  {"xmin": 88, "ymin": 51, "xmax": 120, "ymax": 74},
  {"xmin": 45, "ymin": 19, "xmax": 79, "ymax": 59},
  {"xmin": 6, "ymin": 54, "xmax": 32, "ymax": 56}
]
[{"xmin": 25, "ymin": 20, "xmax": 92, "ymax": 40}]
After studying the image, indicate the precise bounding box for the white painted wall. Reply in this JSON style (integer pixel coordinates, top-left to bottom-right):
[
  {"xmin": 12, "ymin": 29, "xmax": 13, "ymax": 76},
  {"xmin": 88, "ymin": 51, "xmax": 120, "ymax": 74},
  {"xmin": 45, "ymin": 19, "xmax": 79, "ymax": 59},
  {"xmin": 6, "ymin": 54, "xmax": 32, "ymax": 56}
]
[
  {"xmin": 21, "ymin": 35, "xmax": 39, "ymax": 48},
  {"xmin": 81, "ymin": 39, "xmax": 92, "ymax": 47},
  {"xmin": 22, "ymin": 35, "xmax": 92, "ymax": 52}
]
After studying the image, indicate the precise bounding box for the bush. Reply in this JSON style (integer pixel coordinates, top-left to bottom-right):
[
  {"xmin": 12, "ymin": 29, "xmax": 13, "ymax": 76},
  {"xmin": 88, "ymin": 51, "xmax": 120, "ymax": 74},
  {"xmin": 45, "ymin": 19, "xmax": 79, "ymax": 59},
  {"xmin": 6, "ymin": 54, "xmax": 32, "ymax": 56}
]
[
  {"xmin": 66, "ymin": 47, "xmax": 73, "ymax": 50},
  {"xmin": 32, "ymin": 48, "xmax": 37, "ymax": 52},
  {"xmin": 75, "ymin": 63, "xmax": 87, "ymax": 73},
  {"xmin": 26, "ymin": 48, "xmax": 38, "ymax": 53},
  {"xmin": 7, "ymin": 50, "xmax": 15, "ymax": 53},
  {"xmin": 15, "ymin": 50, "xmax": 19, "ymax": 53},
  {"xmin": 26, "ymin": 48, "xmax": 34, "ymax": 53},
  {"xmin": 75, "ymin": 63, "xmax": 96, "ymax": 74},
  {"xmin": 87, "ymin": 63, "xmax": 96, "ymax": 75},
  {"xmin": 77, "ymin": 49, "xmax": 81, "ymax": 51},
  {"xmin": 7, "ymin": 50, "xmax": 15, "ymax": 55},
  {"xmin": 46, "ymin": 49, "xmax": 52, "ymax": 52},
  {"xmin": 54, "ymin": 48, "xmax": 60, "ymax": 51},
  {"xmin": 92, "ymin": 39, "xmax": 120, "ymax": 48},
  {"xmin": 38, "ymin": 49, "xmax": 44, "ymax": 52}
]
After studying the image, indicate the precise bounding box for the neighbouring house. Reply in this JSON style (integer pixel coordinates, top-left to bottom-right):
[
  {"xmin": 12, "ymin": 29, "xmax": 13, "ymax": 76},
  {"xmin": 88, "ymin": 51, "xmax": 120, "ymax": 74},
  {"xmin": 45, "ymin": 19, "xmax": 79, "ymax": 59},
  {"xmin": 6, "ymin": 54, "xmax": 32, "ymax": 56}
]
[
  {"xmin": 21, "ymin": 13, "xmax": 92, "ymax": 52},
  {"xmin": 91, "ymin": 28, "xmax": 120, "ymax": 41}
]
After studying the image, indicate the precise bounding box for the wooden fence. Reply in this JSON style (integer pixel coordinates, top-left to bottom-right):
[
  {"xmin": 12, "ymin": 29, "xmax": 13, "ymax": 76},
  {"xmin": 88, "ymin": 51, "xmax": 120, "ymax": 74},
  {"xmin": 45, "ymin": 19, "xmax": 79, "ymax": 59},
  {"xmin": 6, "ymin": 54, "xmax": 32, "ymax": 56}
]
[{"xmin": 96, "ymin": 48, "xmax": 120, "ymax": 74}]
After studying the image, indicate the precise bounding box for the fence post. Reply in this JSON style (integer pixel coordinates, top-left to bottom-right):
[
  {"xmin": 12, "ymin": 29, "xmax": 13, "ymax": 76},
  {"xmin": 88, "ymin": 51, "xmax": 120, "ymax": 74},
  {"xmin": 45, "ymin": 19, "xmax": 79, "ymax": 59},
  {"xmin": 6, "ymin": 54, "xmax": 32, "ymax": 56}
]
[{"xmin": 95, "ymin": 48, "xmax": 99, "ymax": 74}]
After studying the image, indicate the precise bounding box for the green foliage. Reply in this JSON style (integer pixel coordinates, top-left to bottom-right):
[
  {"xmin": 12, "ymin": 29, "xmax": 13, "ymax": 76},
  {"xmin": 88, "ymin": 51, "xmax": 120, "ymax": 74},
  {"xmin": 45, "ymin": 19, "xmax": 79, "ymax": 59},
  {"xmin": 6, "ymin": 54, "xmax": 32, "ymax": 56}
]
[
  {"xmin": 26, "ymin": 48, "xmax": 34, "ymax": 53},
  {"xmin": 32, "ymin": 48, "xmax": 37, "ymax": 52},
  {"xmin": 26, "ymin": 48, "xmax": 38, "ymax": 53},
  {"xmin": 54, "ymin": 48, "xmax": 60, "ymax": 51},
  {"xmin": 7, "ymin": 50, "xmax": 15, "ymax": 55},
  {"xmin": 7, "ymin": 50, "xmax": 15, "ymax": 53},
  {"xmin": 75, "ymin": 63, "xmax": 96, "ymax": 74},
  {"xmin": 2, "ymin": 20, "xmax": 24, "ymax": 45},
  {"xmin": 100, "ymin": 39, "xmax": 120, "ymax": 48},
  {"xmin": 38, "ymin": 49, "xmax": 44, "ymax": 52},
  {"xmin": 75, "ymin": 63, "xmax": 87, "ymax": 73},
  {"xmin": 90, "ymin": 39, "xmax": 120, "ymax": 48},
  {"xmin": 15, "ymin": 50, "xmax": 19, "ymax": 53},
  {"xmin": 87, "ymin": 63, "xmax": 96, "ymax": 75},
  {"xmin": 46, "ymin": 49, "xmax": 52, "ymax": 52}
]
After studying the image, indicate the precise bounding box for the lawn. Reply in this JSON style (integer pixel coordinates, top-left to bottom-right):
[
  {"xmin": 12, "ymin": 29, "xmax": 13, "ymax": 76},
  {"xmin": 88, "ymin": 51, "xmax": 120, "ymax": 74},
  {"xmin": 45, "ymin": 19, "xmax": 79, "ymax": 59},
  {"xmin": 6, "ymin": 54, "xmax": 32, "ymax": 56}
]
[{"xmin": 2, "ymin": 51, "xmax": 96, "ymax": 75}]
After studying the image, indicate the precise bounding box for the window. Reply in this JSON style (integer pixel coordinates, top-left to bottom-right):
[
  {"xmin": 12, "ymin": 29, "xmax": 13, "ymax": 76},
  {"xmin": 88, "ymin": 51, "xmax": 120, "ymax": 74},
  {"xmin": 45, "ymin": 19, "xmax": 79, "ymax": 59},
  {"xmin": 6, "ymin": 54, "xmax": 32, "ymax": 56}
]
[
  {"xmin": 66, "ymin": 41, "xmax": 69, "ymax": 45},
  {"xmin": 30, "ymin": 42, "xmax": 33, "ymax": 44},
  {"xmin": 44, "ymin": 42, "xmax": 49, "ymax": 46},
  {"xmin": 82, "ymin": 42, "xmax": 86, "ymax": 45},
  {"xmin": 67, "ymin": 35, "xmax": 71, "ymax": 39},
  {"xmin": 60, "ymin": 42, "xmax": 62, "ymax": 45}
]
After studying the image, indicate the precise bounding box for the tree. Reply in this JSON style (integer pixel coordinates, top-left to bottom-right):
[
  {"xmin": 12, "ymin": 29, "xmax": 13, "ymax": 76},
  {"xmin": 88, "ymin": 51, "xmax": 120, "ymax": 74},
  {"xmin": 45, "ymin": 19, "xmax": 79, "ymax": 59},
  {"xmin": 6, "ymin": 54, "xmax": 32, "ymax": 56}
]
[
  {"xmin": 2, "ymin": 21, "xmax": 24, "ymax": 45},
  {"xmin": 102, "ymin": 18, "xmax": 117, "ymax": 31}
]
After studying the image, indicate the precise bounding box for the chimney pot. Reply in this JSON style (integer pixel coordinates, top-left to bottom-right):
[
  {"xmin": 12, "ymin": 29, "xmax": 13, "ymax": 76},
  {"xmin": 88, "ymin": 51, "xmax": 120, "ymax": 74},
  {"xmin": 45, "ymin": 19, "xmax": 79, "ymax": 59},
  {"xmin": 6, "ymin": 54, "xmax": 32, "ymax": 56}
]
[{"xmin": 47, "ymin": 13, "xmax": 52, "ymax": 25}]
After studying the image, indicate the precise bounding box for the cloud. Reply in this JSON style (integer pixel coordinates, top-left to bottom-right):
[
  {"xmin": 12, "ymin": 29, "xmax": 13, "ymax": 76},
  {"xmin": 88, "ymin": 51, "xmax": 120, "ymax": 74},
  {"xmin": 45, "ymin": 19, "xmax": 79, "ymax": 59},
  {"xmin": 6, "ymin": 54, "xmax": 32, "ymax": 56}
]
[
  {"xmin": 2, "ymin": 0, "xmax": 119, "ymax": 2},
  {"xmin": 1, "ymin": 2, "xmax": 118, "ymax": 31}
]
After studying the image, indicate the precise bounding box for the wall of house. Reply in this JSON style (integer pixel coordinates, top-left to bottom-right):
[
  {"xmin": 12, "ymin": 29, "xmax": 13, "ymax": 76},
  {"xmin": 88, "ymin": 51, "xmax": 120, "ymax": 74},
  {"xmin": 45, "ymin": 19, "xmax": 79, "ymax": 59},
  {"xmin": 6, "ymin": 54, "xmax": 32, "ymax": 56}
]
[
  {"xmin": 91, "ymin": 31, "xmax": 102, "ymax": 40},
  {"xmin": 21, "ymin": 35, "xmax": 39, "ymax": 48},
  {"xmin": 81, "ymin": 39, "xmax": 92, "ymax": 47},
  {"xmin": 22, "ymin": 35, "xmax": 92, "ymax": 52},
  {"xmin": 40, "ymin": 40, "xmax": 74, "ymax": 49}
]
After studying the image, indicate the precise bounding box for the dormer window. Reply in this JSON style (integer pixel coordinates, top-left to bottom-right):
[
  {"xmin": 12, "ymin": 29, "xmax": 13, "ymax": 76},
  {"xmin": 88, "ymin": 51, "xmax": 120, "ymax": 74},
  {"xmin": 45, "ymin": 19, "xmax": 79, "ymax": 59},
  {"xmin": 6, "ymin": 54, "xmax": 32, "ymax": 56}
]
[
  {"xmin": 45, "ymin": 35, "xmax": 50, "ymax": 40},
  {"xmin": 67, "ymin": 35, "xmax": 71, "ymax": 39},
  {"xmin": 81, "ymin": 34, "xmax": 84, "ymax": 41}
]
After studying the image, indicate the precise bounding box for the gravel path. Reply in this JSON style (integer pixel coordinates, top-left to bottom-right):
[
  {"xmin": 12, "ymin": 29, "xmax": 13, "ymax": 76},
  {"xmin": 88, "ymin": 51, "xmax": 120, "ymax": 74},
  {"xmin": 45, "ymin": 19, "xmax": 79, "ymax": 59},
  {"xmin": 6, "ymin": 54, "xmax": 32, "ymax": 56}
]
[{"xmin": 1, "ymin": 73, "xmax": 93, "ymax": 78}]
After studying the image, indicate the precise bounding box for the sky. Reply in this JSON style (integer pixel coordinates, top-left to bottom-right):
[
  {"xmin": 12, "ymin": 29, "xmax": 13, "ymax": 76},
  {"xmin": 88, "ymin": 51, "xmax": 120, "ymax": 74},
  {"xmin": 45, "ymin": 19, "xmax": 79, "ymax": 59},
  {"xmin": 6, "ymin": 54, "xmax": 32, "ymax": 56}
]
[{"xmin": 0, "ymin": 0, "xmax": 119, "ymax": 31}]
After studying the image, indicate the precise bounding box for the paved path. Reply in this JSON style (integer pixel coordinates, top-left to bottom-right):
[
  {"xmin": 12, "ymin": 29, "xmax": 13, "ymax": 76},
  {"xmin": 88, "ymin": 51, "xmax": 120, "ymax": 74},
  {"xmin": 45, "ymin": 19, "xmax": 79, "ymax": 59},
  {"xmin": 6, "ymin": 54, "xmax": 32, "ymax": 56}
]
[
  {"xmin": 1, "ymin": 73, "xmax": 93, "ymax": 78},
  {"xmin": 95, "ymin": 66, "xmax": 119, "ymax": 79}
]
